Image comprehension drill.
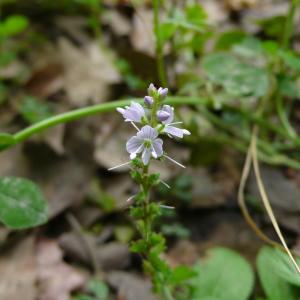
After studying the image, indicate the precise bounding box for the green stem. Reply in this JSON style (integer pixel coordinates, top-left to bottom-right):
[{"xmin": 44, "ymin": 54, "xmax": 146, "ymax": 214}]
[
  {"xmin": 12, "ymin": 97, "xmax": 207, "ymax": 145},
  {"xmin": 275, "ymin": 94, "xmax": 297, "ymax": 139},
  {"xmin": 282, "ymin": 0, "xmax": 299, "ymax": 50},
  {"xmin": 153, "ymin": 0, "xmax": 168, "ymax": 86}
]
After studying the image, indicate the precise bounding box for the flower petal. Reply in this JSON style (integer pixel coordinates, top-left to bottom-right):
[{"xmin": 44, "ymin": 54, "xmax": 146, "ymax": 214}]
[
  {"xmin": 138, "ymin": 125, "xmax": 158, "ymax": 140},
  {"xmin": 152, "ymin": 138, "xmax": 163, "ymax": 157},
  {"xmin": 161, "ymin": 105, "xmax": 174, "ymax": 124},
  {"xmin": 126, "ymin": 136, "xmax": 143, "ymax": 153},
  {"xmin": 142, "ymin": 148, "xmax": 151, "ymax": 165},
  {"xmin": 164, "ymin": 126, "xmax": 185, "ymax": 138}
]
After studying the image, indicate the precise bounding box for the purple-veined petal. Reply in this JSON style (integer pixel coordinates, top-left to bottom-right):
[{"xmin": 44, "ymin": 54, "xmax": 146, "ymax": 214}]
[
  {"xmin": 138, "ymin": 125, "xmax": 158, "ymax": 140},
  {"xmin": 142, "ymin": 148, "xmax": 151, "ymax": 165},
  {"xmin": 161, "ymin": 105, "xmax": 174, "ymax": 124},
  {"xmin": 117, "ymin": 102, "xmax": 145, "ymax": 123},
  {"xmin": 164, "ymin": 126, "xmax": 185, "ymax": 138},
  {"xmin": 152, "ymin": 138, "xmax": 163, "ymax": 157},
  {"xmin": 126, "ymin": 136, "xmax": 143, "ymax": 154}
]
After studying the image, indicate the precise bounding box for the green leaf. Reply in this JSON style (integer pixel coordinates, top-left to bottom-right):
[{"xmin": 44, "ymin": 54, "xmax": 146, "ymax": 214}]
[
  {"xmin": 190, "ymin": 247, "xmax": 254, "ymax": 300},
  {"xmin": 203, "ymin": 53, "xmax": 269, "ymax": 97},
  {"xmin": 257, "ymin": 247, "xmax": 300, "ymax": 300},
  {"xmin": 0, "ymin": 15, "xmax": 29, "ymax": 37},
  {"xmin": 215, "ymin": 30, "xmax": 247, "ymax": 50},
  {"xmin": 279, "ymin": 50, "xmax": 300, "ymax": 73},
  {"xmin": 0, "ymin": 177, "xmax": 48, "ymax": 229},
  {"xmin": 88, "ymin": 279, "xmax": 109, "ymax": 299},
  {"xmin": 0, "ymin": 133, "xmax": 15, "ymax": 151},
  {"xmin": 160, "ymin": 22, "xmax": 177, "ymax": 44},
  {"xmin": 278, "ymin": 75, "xmax": 298, "ymax": 98},
  {"xmin": 185, "ymin": 4, "xmax": 207, "ymax": 27},
  {"xmin": 170, "ymin": 265, "xmax": 196, "ymax": 285},
  {"xmin": 20, "ymin": 96, "xmax": 53, "ymax": 124}
]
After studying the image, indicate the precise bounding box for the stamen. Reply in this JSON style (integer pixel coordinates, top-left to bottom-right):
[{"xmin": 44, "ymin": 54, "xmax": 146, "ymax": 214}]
[
  {"xmin": 164, "ymin": 155, "xmax": 186, "ymax": 168},
  {"xmin": 160, "ymin": 180, "xmax": 171, "ymax": 189},
  {"xmin": 108, "ymin": 161, "xmax": 131, "ymax": 171},
  {"xmin": 159, "ymin": 205, "xmax": 175, "ymax": 209},
  {"xmin": 130, "ymin": 122, "xmax": 140, "ymax": 131}
]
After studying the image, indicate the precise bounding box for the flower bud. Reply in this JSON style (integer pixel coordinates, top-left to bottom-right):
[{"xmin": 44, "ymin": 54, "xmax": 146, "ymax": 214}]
[
  {"xmin": 148, "ymin": 83, "xmax": 157, "ymax": 96},
  {"xmin": 144, "ymin": 96, "xmax": 154, "ymax": 107},
  {"xmin": 157, "ymin": 110, "xmax": 170, "ymax": 122},
  {"xmin": 158, "ymin": 87, "xmax": 168, "ymax": 99}
]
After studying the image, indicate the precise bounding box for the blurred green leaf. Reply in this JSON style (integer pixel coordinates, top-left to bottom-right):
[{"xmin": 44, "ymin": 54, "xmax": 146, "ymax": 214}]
[
  {"xmin": 170, "ymin": 265, "xmax": 196, "ymax": 285},
  {"xmin": 278, "ymin": 75, "xmax": 298, "ymax": 98},
  {"xmin": 203, "ymin": 53, "xmax": 269, "ymax": 97},
  {"xmin": 0, "ymin": 15, "xmax": 29, "ymax": 37},
  {"xmin": 215, "ymin": 30, "xmax": 247, "ymax": 50},
  {"xmin": 257, "ymin": 16, "xmax": 286, "ymax": 38},
  {"xmin": 0, "ymin": 176, "xmax": 48, "ymax": 229},
  {"xmin": 20, "ymin": 96, "xmax": 53, "ymax": 124},
  {"xmin": 279, "ymin": 50, "xmax": 300, "ymax": 73},
  {"xmin": 257, "ymin": 247, "xmax": 300, "ymax": 300},
  {"xmin": 160, "ymin": 22, "xmax": 177, "ymax": 44},
  {"xmin": 88, "ymin": 279, "xmax": 109, "ymax": 299},
  {"xmin": 190, "ymin": 247, "xmax": 254, "ymax": 300},
  {"xmin": 185, "ymin": 4, "xmax": 207, "ymax": 27}
]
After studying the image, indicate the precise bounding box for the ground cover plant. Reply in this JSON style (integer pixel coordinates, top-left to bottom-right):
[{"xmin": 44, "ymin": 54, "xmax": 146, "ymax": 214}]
[{"xmin": 1, "ymin": 0, "xmax": 300, "ymax": 299}]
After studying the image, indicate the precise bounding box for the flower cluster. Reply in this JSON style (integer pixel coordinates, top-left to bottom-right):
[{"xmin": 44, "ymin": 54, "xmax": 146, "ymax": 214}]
[{"xmin": 111, "ymin": 84, "xmax": 190, "ymax": 169}]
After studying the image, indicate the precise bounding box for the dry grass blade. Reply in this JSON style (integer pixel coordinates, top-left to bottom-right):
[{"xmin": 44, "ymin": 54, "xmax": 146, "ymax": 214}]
[
  {"xmin": 251, "ymin": 127, "xmax": 300, "ymax": 275},
  {"xmin": 238, "ymin": 139, "xmax": 279, "ymax": 248}
]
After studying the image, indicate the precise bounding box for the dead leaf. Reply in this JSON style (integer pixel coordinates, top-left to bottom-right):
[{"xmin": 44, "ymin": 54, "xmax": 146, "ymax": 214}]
[
  {"xmin": 37, "ymin": 238, "xmax": 87, "ymax": 300},
  {"xmin": 59, "ymin": 233, "xmax": 130, "ymax": 270},
  {"xmin": 107, "ymin": 271, "xmax": 158, "ymax": 300},
  {"xmin": 248, "ymin": 166, "xmax": 300, "ymax": 213},
  {"xmin": 29, "ymin": 38, "xmax": 121, "ymax": 106},
  {"xmin": 130, "ymin": 7, "xmax": 155, "ymax": 56},
  {"xmin": 0, "ymin": 237, "xmax": 37, "ymax": 300},
  {"xmin": 103, "ymin": 10, "xmax": 132, "ymax": 36},
  {"xmin": 58, "ymin": 38, "xmax": 121, "ymax": 106}
]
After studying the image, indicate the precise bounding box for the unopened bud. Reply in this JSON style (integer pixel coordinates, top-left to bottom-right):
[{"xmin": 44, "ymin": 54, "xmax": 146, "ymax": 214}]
[
  {"xmin": 148, "ymin": 83, "xmax": 157, "ymax": 96},
  {"xmin": 144, "ymin": 96, "xmax": 154, "ymax": 106},
  {"xmin": 157, "ymin": 110, "xmax": 170, "ymax": 122},
  {"xmin": 158, "ymin": 87, "xmax": 168, "ymax": 99}
]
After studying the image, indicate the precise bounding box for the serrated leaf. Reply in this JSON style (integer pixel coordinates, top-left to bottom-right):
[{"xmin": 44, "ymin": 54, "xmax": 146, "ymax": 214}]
[
  {"xmin": 0, "ymin": 177, "xmax": 48, "ymax": 229},
  {"xmin": 257, "ymin": 247, "xmax": 300, "ymax": 300},
  {"xmin": 190, "ymin": 247, "xmax": 254, "ymax": 300},
  {"xmin": 203, "ymin": 53, "xmax": 269, "ymax": 97}
]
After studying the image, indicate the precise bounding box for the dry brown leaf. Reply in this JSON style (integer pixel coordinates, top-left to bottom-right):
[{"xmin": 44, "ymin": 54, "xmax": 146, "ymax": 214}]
[
  {"xmin": 103, "ymin": 10, "xmax": 132, "ymax": 36},
  {"xmin": 58, "ymin": 38, "xmax": 121, "ymax": 106},
  {"xmin": 37, "ymin": 238, "xmax": 87, "ymax": 300},
  {"xmin": 59, "ymin": 233, "xmax": 130, "ymax": 270},
  {"xmin": 0, "ymin": 237, "xmax": 37, "ymax": 300},
  {"xmin": 248, "ymin": 166, "xmax": 300, "ymax": 213},
  {"xmin": 107, "ymin": 271, "xmax": 158, "ymax": 300},
  {"xmin": 130, "ymin": 7, "xmax": 155, "ymax": 56},
  {"xmin": 30, "ymin": 38, "xmax": 121, "ymax": 106}
]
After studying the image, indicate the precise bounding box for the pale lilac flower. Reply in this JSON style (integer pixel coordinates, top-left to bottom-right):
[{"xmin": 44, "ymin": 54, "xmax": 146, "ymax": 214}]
[
  {"xmin": 160, "ymin": 105, "xmax": 190, "ymax": 138},
  {"xmin": 158, "ymin": 87, "xmax": 168, "ymax": 99},
  {"xmin": 144, "ymin": 96, "xmax": 154, "ymax": 107},
  {"xmin": 117, "ymin": 102, "xmax": 145, "ymax": 123},
  {"xmin": 157, "ymin": 110, "xmax": 170, "ymax": 122},
  {"xmin": 126, "ymin": 125, "xmax": 163, "ymax": 165}
]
